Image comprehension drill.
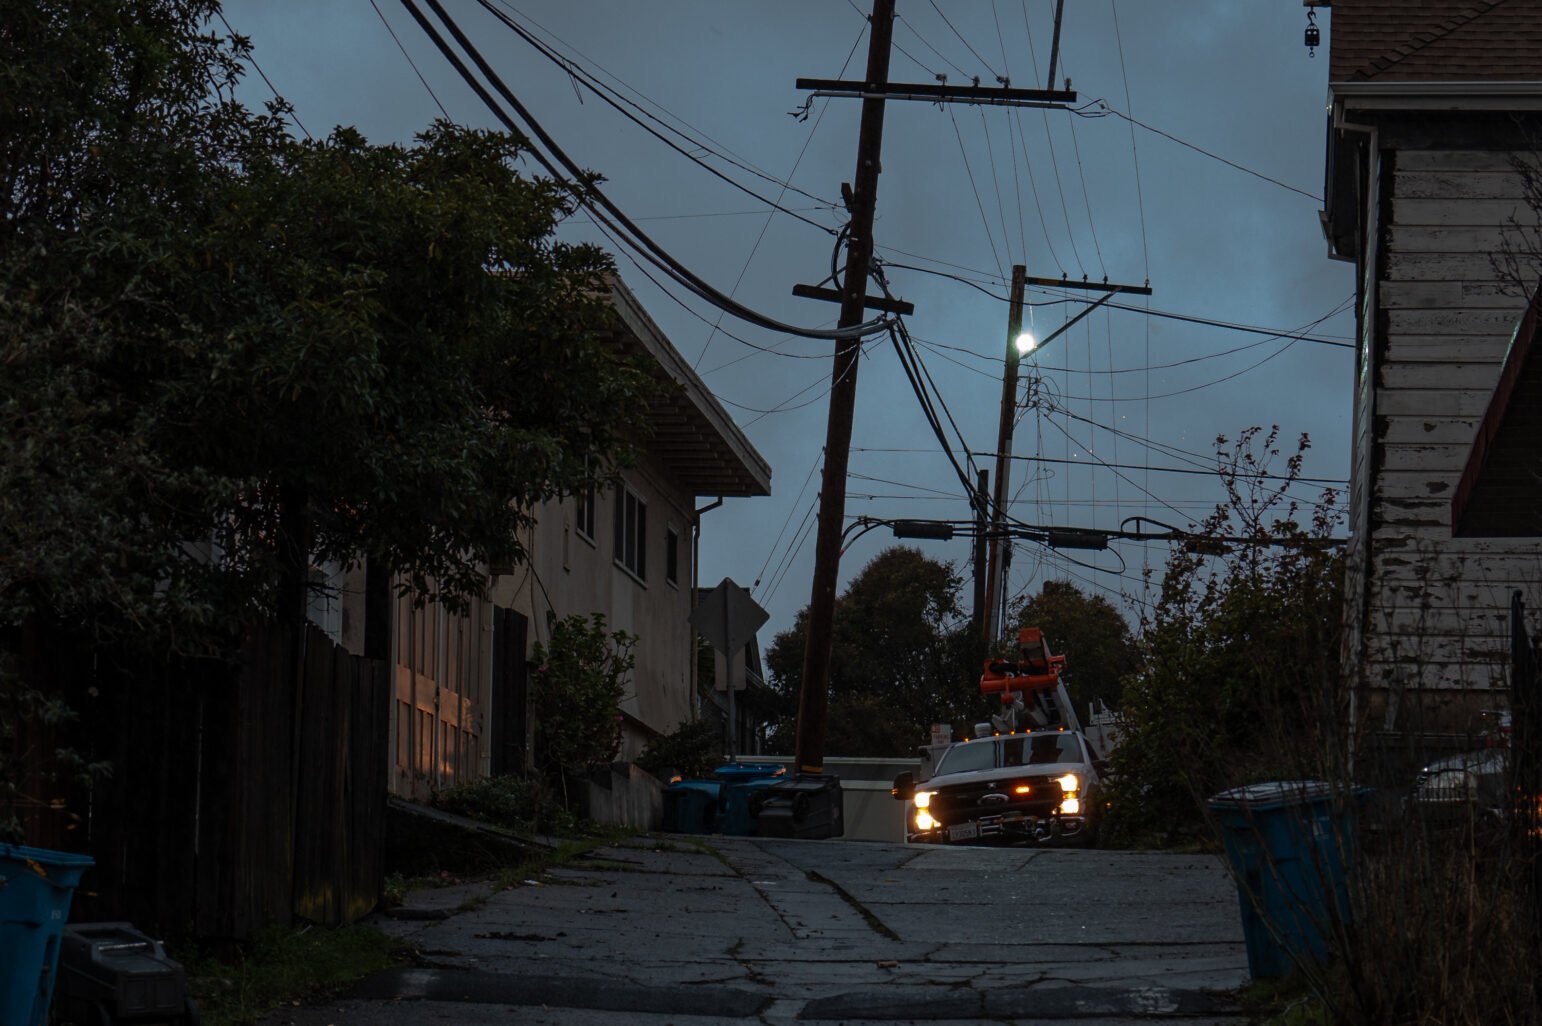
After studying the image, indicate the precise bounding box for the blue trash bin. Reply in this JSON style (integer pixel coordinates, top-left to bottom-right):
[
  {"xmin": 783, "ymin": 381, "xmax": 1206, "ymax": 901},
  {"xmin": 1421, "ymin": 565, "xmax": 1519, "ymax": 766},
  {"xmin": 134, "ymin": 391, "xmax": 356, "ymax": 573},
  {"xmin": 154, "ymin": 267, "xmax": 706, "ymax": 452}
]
[
  {"xmin": 662, "ymin": 781, "xmax": 720, "ymax": 834},
  {"xmin": 1208, "ymin": 781, "xmax": 1359, "ymax": 979},
  {"xmin": 0, "ymin": 843, "xmax": 94, "ymax": 1026},
  {"xmin": 718, "ymin": 778, "xmax": 782, "ymax": 836}
]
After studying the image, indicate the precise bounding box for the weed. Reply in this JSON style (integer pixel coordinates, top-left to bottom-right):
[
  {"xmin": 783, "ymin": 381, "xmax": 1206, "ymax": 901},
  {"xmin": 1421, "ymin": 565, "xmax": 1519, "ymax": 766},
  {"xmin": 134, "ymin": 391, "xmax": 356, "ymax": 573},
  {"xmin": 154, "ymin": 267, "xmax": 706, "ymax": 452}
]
[{"xmin": 176, "ymin": 924, "xmax": 405, "ymax": 1026}]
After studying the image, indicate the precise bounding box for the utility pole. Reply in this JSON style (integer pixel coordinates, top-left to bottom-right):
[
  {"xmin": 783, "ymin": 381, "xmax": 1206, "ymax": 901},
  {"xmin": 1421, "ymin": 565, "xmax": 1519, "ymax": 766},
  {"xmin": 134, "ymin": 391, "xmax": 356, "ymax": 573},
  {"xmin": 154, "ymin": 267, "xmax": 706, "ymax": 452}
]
[
  {"xmin": 792, "ymin": 0, "xmax": 895, "ymax": 776},
  {"xmin": 972, "ymin": 469, "xmax": 989, "ymax": 638},
  {"xmin": 791, "ymin": 7, "xmax": 1090, "ymax": 777},
  {"xmin": 984, "ymin": 265, "xmax": 1027, "ymax": 643}
]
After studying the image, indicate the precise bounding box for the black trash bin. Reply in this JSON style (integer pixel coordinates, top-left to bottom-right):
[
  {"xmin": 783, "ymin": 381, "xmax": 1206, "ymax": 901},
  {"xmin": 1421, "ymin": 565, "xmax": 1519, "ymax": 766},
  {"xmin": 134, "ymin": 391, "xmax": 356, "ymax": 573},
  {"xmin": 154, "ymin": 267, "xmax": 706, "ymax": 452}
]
[
  {"xmin": 53, "ymin": 922, "xmax": 199, "ymax": 1025},
  {"xmin": 754, "ymin": 775, "xmax": 844, "ymax": 839}
]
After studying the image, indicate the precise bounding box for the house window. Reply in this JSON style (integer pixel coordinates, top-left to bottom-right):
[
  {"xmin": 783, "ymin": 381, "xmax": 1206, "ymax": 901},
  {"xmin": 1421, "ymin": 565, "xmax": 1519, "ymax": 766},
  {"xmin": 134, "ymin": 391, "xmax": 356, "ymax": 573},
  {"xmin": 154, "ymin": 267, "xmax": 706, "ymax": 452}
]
[
  {"xmin": 614, "ymin": 486, "xmax": 646, "ymax": 581},
  {"xmin": 665, "ymin": 527, "xmax": 680, "ymax": 587},
  {"xmin": 575, "ymin": 480, "xmax": 596, "ymax": 543}
]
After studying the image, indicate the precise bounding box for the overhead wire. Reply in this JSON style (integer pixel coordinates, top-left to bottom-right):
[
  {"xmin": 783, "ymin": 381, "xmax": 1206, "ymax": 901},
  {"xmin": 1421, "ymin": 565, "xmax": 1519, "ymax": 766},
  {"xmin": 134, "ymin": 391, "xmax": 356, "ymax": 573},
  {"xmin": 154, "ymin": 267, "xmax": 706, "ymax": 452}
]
[
  {"xmin": 216, "ymin": 10, "xmax": 313, "ymax": 139},
  {"xmin": 406, "ymin": 0, "xmax": 893, "ymax": 342},
  {"xmin": 949, "ymin": 108, "xmax": 1006, "ymax": 278},
  {"xmin": 369, "ymin": 0, "xmax": 450, "ymax": 119},
  {"xmin": 926, "ymin": 0, "xmax": 1002, "ymax": 79},
  {"xmin": 696, "ymin": 20, "xmax": 866, "ymax": 369},
  {"xmin": 493, "ymin": 0, "xmax": 839, "ymax": 210},
  {"xmin": 481, "ymin": 1, "xmax": 838, "ymax": 236}
]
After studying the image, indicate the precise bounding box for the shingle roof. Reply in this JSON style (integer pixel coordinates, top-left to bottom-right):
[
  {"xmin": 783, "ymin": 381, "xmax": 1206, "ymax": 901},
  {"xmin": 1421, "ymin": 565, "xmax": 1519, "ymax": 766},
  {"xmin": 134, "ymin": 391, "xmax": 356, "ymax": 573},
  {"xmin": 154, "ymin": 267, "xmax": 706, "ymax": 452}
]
[{"xmin": 1329, "ymin": 0, "xmax": 1542, "ymax": 82}]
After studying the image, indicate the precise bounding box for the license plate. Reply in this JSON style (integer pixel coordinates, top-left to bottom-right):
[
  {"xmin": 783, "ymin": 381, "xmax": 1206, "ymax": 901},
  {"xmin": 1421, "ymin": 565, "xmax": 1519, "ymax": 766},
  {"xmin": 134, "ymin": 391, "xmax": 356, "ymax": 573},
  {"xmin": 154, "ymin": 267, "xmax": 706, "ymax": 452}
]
[{"xmin": 947, "ymin": 821, "xmax": 979, "ymax": 841}]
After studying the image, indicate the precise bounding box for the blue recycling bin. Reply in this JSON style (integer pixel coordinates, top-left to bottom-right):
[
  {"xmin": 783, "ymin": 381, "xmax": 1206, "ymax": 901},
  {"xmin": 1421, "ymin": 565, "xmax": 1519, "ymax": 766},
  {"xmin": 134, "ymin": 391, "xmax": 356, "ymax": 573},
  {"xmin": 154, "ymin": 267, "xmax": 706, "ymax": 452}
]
[
  {"xmin": 662, "ymin": 781, "xmax": 720, "ymax": 834},
  {"xmin": 0, "ymin": 843, "xmax": 94, "ymax": 1026},
  {"xmin": 718, "ymin": 778, "xmax": 783, "ymax": 836},
  {"xmin": 712, "ymin": 762, "xmax": 786, "ymax": 784},
  {"xmin": 1208, "ymin": 781, "xmax": 1359, "ymax": 979}
]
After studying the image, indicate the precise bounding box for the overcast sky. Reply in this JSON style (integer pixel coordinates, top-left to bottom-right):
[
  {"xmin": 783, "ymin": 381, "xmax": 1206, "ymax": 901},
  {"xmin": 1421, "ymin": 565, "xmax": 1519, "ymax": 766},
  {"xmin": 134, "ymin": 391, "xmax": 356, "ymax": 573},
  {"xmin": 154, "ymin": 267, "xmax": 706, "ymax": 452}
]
[{"xmin": 221, "ymin": 1, "xmax": 1355, "ymax": 644}]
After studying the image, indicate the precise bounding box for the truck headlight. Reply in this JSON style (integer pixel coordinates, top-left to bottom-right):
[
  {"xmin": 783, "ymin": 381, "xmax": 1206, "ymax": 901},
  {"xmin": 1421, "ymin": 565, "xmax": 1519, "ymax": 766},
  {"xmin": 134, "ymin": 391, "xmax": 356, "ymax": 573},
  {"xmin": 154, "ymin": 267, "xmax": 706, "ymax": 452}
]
[
  {"xmin": 1057, "ymin": 773, "xmax": 1079, "ymax": 794},
  {"xmin": 915, "ymin": 810, "xmax": 937, "ymax": 831},
  {"xmin": 914, "ymin": 790, "xmax": 935, "ymax": 809},
  {"xmin": 1059, "ymin": 796, "xmax": 1081, "ymax": 815}
]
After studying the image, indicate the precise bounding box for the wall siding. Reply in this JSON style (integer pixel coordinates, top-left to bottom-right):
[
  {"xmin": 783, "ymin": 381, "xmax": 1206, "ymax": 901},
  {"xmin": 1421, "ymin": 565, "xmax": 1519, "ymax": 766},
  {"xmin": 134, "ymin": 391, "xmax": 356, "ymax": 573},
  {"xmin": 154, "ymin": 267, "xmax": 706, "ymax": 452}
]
[{"xmin": 1360, "ymin": 146, "xmax": 1542, "ymax": 729}]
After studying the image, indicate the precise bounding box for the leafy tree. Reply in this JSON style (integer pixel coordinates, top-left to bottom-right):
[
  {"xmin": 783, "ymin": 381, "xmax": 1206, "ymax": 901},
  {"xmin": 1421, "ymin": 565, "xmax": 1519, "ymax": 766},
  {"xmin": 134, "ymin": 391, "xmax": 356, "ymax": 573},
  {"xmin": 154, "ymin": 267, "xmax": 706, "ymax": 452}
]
[
  {"xmin": 1105, "ymin": 428, "xmax": 1345, "ymax": 846},
  {"xmin": 1009, "ymin": 579, "xmax": 1139, "ymax": 723},
  {"xmin": 764, "ymin": 546, "xmax": 975, "ymax": 756},
  {"xmin": 1, "ymin": 1, "xmax": 650, "ymax": 839}
]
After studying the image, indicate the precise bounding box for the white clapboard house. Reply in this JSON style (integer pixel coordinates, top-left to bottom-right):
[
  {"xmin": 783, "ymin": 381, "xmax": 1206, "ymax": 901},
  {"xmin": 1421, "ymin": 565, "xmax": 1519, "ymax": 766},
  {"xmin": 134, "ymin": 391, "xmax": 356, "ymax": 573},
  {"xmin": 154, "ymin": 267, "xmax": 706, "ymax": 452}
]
[{"xmin": 1321, "ymin": 0, "xmax": 1542, "ymax": 759}]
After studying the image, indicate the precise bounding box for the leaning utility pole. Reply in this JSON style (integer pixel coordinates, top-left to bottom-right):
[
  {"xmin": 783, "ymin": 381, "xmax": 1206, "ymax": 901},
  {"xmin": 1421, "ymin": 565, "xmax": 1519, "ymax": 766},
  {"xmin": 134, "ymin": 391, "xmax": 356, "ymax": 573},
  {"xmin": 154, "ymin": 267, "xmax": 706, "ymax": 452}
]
[
  {"xmin": 791, "ymin": 5, "xmax": 1090, "ymax": 777},
  {"xmin": 983, "ymin": 264, "xmax": 1027, "ymax": 642},
  {"xmin": 793, "ymin": 0, "xmax": 896, "ymax": 776}
]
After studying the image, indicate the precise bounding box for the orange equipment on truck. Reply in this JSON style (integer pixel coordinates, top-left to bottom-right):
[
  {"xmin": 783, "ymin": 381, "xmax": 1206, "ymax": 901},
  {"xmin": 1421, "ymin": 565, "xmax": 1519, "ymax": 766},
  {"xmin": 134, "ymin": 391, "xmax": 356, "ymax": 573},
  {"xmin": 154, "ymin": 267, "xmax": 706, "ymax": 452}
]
[{"xmin": 978, "ymin": 627, "xmax": 1077, "ymax": 734}]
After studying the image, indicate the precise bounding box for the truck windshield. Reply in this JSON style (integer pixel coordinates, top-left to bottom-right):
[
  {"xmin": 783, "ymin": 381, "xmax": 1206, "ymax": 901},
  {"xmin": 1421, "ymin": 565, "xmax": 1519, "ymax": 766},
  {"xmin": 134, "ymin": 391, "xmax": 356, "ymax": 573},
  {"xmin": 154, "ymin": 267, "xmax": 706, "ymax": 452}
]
[
  {"xmin": 934, "ymin": 740, "xmax": 996, "ymax": 774},
  {"xmin": 936, "ymin": 733, "xmax": 1082, "ymax": 776}
]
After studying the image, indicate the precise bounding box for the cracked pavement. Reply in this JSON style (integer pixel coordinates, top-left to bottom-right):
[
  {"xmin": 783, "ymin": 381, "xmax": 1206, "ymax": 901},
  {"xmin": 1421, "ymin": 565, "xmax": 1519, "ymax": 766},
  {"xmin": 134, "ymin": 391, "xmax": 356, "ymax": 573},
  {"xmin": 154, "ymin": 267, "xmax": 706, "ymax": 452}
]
[{"xmin": 261, "ymin": 836, "xmax": 1250, "ymax": 1025}]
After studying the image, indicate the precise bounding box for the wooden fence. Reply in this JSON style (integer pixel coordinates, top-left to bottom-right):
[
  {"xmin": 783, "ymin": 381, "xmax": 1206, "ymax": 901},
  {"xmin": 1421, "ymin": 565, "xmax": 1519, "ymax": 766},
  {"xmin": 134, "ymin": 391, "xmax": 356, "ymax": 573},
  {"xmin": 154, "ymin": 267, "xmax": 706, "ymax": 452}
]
[{"xmin": 19, "ymin": 622, "xmax": 388, "ymax": 939}]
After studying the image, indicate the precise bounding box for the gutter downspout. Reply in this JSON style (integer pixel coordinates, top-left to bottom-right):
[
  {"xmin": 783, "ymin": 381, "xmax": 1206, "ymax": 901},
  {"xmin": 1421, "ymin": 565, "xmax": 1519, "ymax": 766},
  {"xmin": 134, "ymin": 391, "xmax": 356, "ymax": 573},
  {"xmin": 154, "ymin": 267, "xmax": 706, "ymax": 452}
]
[
  {"xmin": 692, "ymin": 497, "xmax": 725, "ymax": 735},
  {"xmin": 1330, "ymin": 93, "xmax": 1377, "ymax": 777}
]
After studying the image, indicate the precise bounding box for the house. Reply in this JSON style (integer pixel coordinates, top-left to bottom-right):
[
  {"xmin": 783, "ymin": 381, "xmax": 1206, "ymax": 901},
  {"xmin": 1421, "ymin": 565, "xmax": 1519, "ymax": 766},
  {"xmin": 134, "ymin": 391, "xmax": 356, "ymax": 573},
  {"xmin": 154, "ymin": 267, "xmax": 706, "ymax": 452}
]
[
  {"xmin": 332, "ymin": 275, "xmax": 771, "ymax": 800},
  {"xmin": 1319, "ymin": 0, "xmax": 1542, "ymax": 760}
]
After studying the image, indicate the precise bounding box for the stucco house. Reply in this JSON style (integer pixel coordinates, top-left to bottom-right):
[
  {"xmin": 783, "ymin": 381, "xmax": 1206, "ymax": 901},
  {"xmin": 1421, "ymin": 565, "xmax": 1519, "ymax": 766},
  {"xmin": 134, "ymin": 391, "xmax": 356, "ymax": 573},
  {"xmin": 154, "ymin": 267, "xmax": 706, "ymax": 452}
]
[
  {"xmin": 328, "ymin": 275, "xmax": 770, "ymax": 800},
  {"xmin": 1318, "ymin": 0, "xmax": 1542, "ymax": 760}
]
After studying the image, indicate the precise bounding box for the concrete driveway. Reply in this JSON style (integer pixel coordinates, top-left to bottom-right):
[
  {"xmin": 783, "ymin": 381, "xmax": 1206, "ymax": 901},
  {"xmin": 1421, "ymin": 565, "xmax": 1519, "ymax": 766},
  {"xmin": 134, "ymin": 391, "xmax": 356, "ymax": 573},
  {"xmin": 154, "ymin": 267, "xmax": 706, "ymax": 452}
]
[{"xmin": 263, "ymin": 835, "xmax": 1249, "ymax": 1025}]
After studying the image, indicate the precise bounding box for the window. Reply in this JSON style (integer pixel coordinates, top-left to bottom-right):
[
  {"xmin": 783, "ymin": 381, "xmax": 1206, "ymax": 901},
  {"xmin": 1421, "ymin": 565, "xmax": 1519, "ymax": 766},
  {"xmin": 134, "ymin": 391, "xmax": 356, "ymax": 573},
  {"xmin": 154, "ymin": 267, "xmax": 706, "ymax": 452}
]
[
  {"xmin": 575, "ymin": 480, "xmax": 596, "ymax": 542},
  {"xmin": 665, "ymin": 527, "xmax": 680, "ymax": 587},
  {"xmin": 614, "ymin": 486, "xmax": 646, "ymax": 581}
]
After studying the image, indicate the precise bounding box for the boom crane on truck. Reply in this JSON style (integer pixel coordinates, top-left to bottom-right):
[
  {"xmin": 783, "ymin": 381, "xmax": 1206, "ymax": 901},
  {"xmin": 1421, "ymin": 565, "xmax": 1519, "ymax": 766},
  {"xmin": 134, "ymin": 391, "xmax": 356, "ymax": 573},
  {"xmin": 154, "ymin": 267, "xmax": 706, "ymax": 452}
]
[{"xmin": 978, "ymin": 627, "xmax": 1081, "ymax": 736}]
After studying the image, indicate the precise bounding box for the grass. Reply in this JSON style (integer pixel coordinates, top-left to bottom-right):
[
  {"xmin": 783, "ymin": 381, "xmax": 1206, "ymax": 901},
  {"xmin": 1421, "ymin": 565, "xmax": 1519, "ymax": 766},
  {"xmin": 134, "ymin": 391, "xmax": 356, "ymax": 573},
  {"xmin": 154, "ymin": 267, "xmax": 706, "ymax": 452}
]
[
  {"xmin": 177, "ymin": 924, "xmax": 406, "ymax": 1026},
  {"xmin": 178, "ymin": 826, "xmax": 637, "ymax": 1023}
]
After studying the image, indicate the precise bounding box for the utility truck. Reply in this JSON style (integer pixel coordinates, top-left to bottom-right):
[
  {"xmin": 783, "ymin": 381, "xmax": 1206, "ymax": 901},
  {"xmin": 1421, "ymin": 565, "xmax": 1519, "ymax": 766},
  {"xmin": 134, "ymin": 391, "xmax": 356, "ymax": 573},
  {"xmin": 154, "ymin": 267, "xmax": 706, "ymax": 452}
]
[{"xmin": 890, "ymin": 627, "xmax": 1105, "ymax": 845}]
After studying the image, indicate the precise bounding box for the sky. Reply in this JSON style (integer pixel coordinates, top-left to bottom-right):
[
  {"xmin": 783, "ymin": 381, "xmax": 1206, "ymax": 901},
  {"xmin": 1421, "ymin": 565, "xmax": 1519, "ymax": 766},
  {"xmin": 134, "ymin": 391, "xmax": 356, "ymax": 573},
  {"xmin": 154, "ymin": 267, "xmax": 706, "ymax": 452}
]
[{"xmin": 220, "ymin": 0, "xmax": 1356, "ymax": 645}]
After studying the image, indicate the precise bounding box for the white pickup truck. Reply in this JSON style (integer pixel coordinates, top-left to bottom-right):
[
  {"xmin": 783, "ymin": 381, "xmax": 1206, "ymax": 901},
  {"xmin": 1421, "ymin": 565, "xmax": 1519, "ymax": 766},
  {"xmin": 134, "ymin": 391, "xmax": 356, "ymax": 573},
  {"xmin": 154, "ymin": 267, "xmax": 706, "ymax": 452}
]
[{"xmin": 890, "ymin": 727, "xmax": 1104, "ymax": 846}]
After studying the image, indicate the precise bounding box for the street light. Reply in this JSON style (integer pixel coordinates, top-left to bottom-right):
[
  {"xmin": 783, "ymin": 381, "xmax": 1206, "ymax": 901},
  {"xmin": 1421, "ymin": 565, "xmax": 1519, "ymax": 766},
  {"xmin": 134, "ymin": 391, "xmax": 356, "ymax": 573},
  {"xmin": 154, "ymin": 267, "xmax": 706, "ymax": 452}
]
[{"xmin": 1014, "ymin": 330, "xmax": 1036, "ymax": 356}]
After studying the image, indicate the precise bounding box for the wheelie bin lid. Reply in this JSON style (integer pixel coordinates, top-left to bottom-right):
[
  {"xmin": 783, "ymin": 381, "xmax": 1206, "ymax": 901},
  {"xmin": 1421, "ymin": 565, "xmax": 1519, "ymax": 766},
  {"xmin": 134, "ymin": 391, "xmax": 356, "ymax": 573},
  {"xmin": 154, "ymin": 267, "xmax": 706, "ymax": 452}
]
[
  {"xmin": 713, "ymin": 762, "xmax": 787, "ymax": 782},
  {"xmin": 1208, "ymin": 780, "xmax": 1332, "ymax": 812}
]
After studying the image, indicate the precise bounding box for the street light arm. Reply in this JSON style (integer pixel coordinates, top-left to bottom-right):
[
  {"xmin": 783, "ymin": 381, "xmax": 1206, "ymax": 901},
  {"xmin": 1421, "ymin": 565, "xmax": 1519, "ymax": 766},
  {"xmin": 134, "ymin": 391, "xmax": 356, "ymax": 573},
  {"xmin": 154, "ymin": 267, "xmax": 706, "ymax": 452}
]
[{"xmin": 1028, "ymin": 288, "xmax": 1120, "ymax": 356}]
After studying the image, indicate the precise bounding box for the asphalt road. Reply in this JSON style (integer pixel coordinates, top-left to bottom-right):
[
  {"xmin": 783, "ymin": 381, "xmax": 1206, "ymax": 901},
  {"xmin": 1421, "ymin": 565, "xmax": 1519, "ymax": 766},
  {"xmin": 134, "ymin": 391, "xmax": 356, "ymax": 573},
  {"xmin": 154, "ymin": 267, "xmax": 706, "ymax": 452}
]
[{"xmin": 262, "ymin": 835, "xmax": 1250, "ymax": 1026}]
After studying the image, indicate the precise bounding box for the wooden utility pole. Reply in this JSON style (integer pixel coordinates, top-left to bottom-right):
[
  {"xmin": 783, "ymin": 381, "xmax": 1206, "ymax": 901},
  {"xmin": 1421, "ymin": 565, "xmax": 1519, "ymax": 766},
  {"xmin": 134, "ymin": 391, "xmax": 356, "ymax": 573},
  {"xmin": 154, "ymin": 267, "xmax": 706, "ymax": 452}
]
[
  {"xmin": 793, "ymin": 0, "xmax": 895, "ymax": 776},
  {"xmin": 972, "ymin": 469, "xmax": 989, "ymax": 637},
  {"xmin": 983, "ymin": 265, "xmax": 1027, "ymax": 642},
  {"xmin": 791, "ymin": 8, "xmax": 1092, "ymax": 776}
]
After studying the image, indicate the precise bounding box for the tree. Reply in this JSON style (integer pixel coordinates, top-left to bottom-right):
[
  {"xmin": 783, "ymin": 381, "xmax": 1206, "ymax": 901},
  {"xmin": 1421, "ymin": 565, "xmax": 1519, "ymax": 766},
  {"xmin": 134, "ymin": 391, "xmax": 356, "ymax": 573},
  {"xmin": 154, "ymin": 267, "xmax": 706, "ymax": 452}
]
[
  {"xmin": 1009, "ymin": 580, "xmax": 1139, "ymax": 723},
  {"xmin": 764, "ymin": 546, "xmax": 975, "ymax": 756},
  {"xmin": 1, "ymin": 1, "xmax": 650, "ymax": 839}
]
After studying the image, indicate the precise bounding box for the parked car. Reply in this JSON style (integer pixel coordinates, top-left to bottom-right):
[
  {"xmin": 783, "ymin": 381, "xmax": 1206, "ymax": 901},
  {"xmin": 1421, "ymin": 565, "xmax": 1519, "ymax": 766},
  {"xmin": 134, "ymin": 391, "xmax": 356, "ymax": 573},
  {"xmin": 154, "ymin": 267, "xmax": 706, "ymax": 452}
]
[
  {"xmin": 1409, "ymin": 746, "xmax": 1508, "ymax": 827},
  {"xmin": 891, "ymin": 728, "xmax": 1103, "ymax": 846}
]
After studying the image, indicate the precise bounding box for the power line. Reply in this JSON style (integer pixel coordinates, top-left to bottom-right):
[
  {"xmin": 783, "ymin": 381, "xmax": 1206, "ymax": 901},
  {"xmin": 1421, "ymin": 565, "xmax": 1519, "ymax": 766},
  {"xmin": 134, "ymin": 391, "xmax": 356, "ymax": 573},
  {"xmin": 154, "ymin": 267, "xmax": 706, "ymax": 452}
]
[
  {"xmin": 369, "ymin": 0, "xmax": 450, "ymax": 119},
  {"xmin": 216, "ymin": 10, "xmax": 313, "ymax": 140},
  {"xmin": 927, "ymin": 0, "xmax": 1001, "ymax": 79},
  {"xmin": 405, "ymin": 0, "xmax": 893, "ymax": 342},
  {"xmin": 493, "ymin": 0, "xmax": 840, "ymax": 210},
  {"xmin": 481, "ymin": 1, "xmax": 838, "ymax": 236}
]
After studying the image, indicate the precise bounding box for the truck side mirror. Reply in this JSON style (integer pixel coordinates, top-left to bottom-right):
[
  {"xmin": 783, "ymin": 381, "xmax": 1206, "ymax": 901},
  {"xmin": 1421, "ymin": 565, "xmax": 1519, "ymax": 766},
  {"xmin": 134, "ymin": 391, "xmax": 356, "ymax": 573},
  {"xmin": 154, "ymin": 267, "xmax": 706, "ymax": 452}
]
[{"xmin": 891, "ymin": 771, "xmax": 915, "ymax": 801}]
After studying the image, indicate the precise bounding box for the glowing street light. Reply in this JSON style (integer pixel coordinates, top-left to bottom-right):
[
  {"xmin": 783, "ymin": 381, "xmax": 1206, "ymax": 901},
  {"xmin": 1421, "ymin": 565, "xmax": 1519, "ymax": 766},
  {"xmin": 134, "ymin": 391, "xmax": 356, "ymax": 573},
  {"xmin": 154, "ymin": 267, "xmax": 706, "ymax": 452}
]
[{"xmin": 1014, "ymin": 331, "xmax": 1037, "ymax": 356}]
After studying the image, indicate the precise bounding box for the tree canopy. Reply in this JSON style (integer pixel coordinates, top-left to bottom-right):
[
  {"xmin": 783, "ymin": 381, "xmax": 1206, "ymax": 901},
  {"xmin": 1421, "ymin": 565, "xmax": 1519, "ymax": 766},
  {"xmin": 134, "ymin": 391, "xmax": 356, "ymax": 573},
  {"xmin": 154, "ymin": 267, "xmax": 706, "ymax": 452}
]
[
  {"xmin": 1, "ymin": 0, "xmax": 649, "ymax": 645},
  {"xmin": 1009, "ymin": 579, "xmax": 1139, "ymax": 722},
  {"xmin": 764, "ymin": 546, "xmax": 975, "ymax": 756}
]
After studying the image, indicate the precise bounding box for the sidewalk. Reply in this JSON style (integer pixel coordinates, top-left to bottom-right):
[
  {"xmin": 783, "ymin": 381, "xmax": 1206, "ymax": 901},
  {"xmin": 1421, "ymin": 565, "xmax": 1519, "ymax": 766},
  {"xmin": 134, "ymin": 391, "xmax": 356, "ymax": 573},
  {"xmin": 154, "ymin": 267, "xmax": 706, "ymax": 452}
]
[{"xmin": 264, "ymin": 834, "xmax": 1250, "ymax": 1025}]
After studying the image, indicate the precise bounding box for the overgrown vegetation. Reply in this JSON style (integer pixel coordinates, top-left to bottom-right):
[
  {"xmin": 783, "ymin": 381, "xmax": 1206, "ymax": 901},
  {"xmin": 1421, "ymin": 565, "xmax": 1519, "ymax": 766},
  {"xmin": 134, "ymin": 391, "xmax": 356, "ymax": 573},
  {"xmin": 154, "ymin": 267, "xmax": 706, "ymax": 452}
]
[
  {"xmin": 531, "ymin": 613, "xmax": 636, "ymax": 797},
  {"xmin": 177, "ymin": 924, "xmax": 404, "ymax": 1026},
  {"xmin": 1104, "ymin": 427, "xmax": 1346, "ymax": 847},
  {"xmin": 636, "ymin": 716, "xmax": 723, "ymax": 781}
]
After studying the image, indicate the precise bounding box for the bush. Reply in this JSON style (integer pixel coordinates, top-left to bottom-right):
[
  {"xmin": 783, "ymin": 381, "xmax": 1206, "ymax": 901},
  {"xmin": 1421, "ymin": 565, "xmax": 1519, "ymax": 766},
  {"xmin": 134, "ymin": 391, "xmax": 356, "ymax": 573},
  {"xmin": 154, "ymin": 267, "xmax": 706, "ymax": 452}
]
[
  {"xmin": 531, "ymin": 612, "xmax": 635, "ymax": 796},
  {"xmin": 636, "ymin": 718, "xmax": 722, "ymax": 781}
]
